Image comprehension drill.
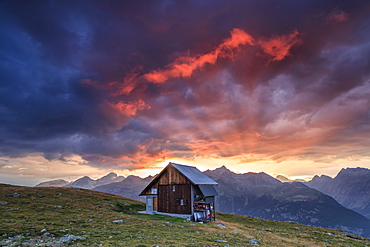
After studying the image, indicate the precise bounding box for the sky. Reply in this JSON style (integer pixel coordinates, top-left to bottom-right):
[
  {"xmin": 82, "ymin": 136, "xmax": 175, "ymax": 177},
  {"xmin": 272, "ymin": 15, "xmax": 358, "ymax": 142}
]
[{"xmin": 1, "ymin": 0, "xmax": 370, "ymax": 186}]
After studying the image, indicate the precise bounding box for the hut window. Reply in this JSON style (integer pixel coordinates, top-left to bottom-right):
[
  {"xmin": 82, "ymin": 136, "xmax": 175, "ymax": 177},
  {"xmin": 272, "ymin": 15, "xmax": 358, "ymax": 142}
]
[
  {"xmin": 172, "ymin": 185, "xmax": 176, "ymax": 192},
  {"xmin": 179, "ymin": 198, "xmax": 186, "ymax": 206}
]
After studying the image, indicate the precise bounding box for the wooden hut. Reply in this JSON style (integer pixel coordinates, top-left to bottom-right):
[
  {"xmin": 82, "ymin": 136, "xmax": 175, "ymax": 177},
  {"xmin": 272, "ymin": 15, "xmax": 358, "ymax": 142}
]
[{"xmin": 139, "ymin": 162, "xmax": 218, "ymax": 221}]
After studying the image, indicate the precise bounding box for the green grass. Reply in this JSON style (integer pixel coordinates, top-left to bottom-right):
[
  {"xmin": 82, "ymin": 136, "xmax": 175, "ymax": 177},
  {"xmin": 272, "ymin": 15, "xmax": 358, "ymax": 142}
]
[{"xmin": 1, "ymin": 183, "xmax": 369, "ymax": 246}]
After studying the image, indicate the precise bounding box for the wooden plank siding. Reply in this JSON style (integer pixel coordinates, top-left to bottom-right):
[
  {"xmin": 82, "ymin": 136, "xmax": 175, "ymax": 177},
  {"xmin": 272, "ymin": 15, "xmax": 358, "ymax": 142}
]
[
  {"xmin": 153, "ymin": 197, "xmax": 158, "ymax": 211},
  {"xmin": 141, "ymin": 165, "xmax": 191, "ymax": 195},
  {"xmin": 158, "ymin": 165, "xmax": 190, "ymax": 185},
  {"xmin": 158, "ymin": 184, "xmax": 191, "ymax": 214}
]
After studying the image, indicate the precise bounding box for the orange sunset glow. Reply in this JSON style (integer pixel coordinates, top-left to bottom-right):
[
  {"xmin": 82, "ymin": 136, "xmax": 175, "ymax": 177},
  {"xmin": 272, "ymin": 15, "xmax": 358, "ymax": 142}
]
[{"xmin": 1, "ymin": 1, "xmax": 370, "ymax": 186}]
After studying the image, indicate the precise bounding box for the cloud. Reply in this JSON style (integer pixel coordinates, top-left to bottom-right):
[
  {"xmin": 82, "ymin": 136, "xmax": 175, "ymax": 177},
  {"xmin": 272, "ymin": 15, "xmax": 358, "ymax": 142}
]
[
  {"xmin": 0, "ymin": 0, "xmax": 370, "ymax": 176},
  {"xmin": 327, "ymin": 9, "xmax": 349, "ymax": 23},
  {"xmin": 258, "ymin": 30, "xmax": 302, "ymax": 62},
  {"xmin": 144, "ymin": 28, "xmax": 253, "ymax": 83},
  {"xmin": 114, "ymin": 28, "xmax": 254, "ymax": 97}
]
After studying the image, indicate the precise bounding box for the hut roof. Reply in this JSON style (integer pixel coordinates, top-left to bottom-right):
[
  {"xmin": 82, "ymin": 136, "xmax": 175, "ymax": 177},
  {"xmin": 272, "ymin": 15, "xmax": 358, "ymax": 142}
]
[
  {"xmin": 198, "ymin": 184, "xmax": 218, "ymax": 196},
  {"xmin": 139, "ymin": 162, "xmax": 217, "ymax": 196},
  {"xmin": 171, "ymin": 163, "xmax": 218, "ymax": 185}
]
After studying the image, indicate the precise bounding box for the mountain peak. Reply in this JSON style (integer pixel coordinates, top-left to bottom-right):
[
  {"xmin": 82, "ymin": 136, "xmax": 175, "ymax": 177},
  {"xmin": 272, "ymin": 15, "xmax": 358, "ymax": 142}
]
[
  {"xmin": 100, "ymin": 172, "xmax": 118, "ymax": 179},
  {"xmin": 215, "ymin": 165, "xmax": 232, "ymax": 172},
  {"xmin": 35, "ymin": 179, "xmax": 70, "ymax": 187},
  {"xmin": 124, "ymin": 175, "xmax": 142, "ymax": 181},
  {"xmin": 311, "ymin": 174, "xmax": 332, "ymax": 181},
  {"xmin": 80, "ymin": 176, "xmax": 93, "ymax": 181},
  {"xmin": 206, "ymin": 165, "xmax": 234, "ymax": 177},
  {"xmin": 276, "ymin": 175, "xmax": 290, "ymax": 182},
  {"xmin": 337, "ymin": 167, "xmax": 369, "ymax": 176}
]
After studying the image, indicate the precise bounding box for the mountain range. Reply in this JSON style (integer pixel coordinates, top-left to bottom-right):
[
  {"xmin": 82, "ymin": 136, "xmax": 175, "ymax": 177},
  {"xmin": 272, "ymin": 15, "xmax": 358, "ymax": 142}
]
[
  {"xmin": 93, "ymin": 175, "xmax": 154, "ymax": 201},
  {"xmin": 36, "ymin": 172, "xmax": 125, "ymax": 189},
  {"xmin": 305, "ymin": 167, "xmax": 370, "ymax": 219},
  {"xmin": 35, "ymin": 166, "xmax": 370, "ymax": 238},
  {"xmin": 36, "ymin": 179, "xmax": 70, "ymax": 187},
  {"xmin": 205, "ymin": 166, "xmax": 370, "ymax": 238}
]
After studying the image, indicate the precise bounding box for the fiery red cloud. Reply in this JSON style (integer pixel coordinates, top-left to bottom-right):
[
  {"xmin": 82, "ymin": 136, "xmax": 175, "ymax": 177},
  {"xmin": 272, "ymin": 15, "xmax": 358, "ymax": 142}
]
[
  {"xmin": 258, "ymin": 30, "xmax": 302, "ymax": 62},
  {"xmin": 113, "ymin": 28, "xmax": 254, "ymax": 96},
  {"xmin": 112, "ymin": 100, "xmax": 150, "ymax": 117},
  {"xmin": 144, "ymin": 28, "xmax": 254, "ymax": 83},
  {"xmin": 112, "ymin": 28, "xmax": 302, "ymax": 102}
]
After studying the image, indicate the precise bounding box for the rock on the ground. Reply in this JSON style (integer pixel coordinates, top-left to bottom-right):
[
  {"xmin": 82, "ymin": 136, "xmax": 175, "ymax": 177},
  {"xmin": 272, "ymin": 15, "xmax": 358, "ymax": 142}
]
[
  {"xmin": 112, "ymin": 220, "xmax": 124, "ymax": 223},
  {"xmin": 217, "ymin": 223, "xmax": 227, "ymax": 228},
  {"xmin": 249, "ymin": 239, "xmax": 259, "ymax": 246},
  {"xmin": 215, "ymin": 239, "xmax": 228, "ymax": 242},
  {"xmin": 60, "ymin": 234, "xmax": 86, "ymax": 243}
]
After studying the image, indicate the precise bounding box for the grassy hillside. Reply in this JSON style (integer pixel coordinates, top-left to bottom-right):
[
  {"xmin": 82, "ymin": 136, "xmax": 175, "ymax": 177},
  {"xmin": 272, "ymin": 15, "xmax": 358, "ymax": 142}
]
[{"xmin": 1, "ymin": 184, "xmax": 369, "ymax": 246}]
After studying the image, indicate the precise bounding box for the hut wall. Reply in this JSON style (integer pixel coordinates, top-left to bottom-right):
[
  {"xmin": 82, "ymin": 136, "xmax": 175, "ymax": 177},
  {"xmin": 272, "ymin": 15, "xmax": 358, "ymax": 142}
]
[
  {"xmin": 158, "ymin": 165, "xmax": 190, "ymax": 185},
  {"xmin": 141, "ymin": 165, "xmax": 190, "ymax": 195},
  {"xmin": 158, "ymin": 184, "xmax": 191, "ymax": 214}
]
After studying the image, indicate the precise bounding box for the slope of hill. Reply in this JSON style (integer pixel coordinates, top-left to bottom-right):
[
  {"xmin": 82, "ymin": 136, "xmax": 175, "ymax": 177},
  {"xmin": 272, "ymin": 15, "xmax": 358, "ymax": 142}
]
[
  {"xmin": 205, "ymin": 167, "xmax": 370, "ymax": 238},
  {"xmin": 306, "ymin": 167, "xmax": 370, "ymax": 219},
  {"xmin": 1, "ymin": 183, "xmax": 369, "ymax": 246}
]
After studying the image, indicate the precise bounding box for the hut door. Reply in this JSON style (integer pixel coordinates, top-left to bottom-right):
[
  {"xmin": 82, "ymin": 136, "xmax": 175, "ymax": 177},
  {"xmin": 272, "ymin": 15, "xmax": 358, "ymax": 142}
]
[
  {"xmin": 153, "ymin": 197, "xmax": 158, "ymax": 211},
  {"xmin": 147, "ymin": 197, "xmax": 153, "ymax": 213},
  {"xmin": 158, "ymin": 185, "xmax": 170, "ymax": 213}
]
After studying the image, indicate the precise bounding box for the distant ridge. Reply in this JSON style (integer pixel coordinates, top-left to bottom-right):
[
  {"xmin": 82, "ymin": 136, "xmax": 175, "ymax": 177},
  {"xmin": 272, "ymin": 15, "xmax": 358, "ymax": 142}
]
[
  {"xmin": 275, "ymin": 175, "xmax": 306, "ymax": 183},
  {"xmin": 35, "ymin": 172, "xmax": 125, "ymax": 189},
  {"xmin": 65, "ymin": 172, "xmax": 125, "ymax": 189},
  {"xmin": 306, "ymin": 167, "xmax": 370, "ymax": 219},
  {"xmin": 93, "ymin": 175, "xmax": 154, "ymax": 201},
  {"xmin": 65, "ymin": 176, "xmax": 96, "ymax": 189},
  {"xmin": 35, "ymin": 179, "xmax": 70, "ymax": 187}
]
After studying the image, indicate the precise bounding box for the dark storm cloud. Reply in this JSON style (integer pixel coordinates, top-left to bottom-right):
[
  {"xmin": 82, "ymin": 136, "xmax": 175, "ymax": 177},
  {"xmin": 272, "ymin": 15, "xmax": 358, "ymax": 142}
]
[{"xmin": 1, "ymin": 0, "xmax": 370, "ymax": 169}]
